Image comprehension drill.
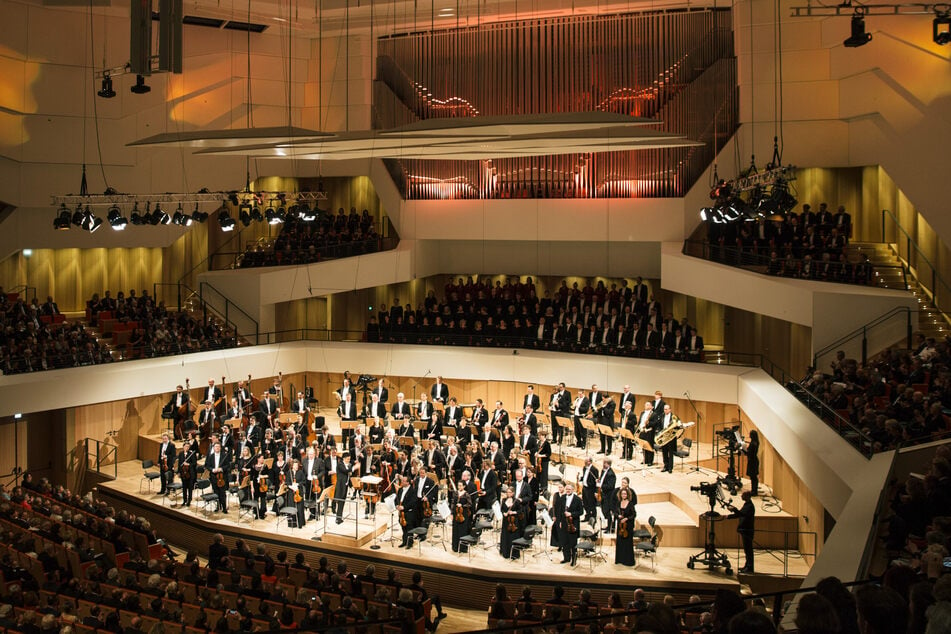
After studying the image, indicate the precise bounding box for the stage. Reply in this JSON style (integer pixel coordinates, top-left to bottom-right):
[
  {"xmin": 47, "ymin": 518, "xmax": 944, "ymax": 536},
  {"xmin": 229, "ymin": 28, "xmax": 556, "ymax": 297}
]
[{"xmin": 97, "ymin": 436, "xmax": 811, "ymax": 609}]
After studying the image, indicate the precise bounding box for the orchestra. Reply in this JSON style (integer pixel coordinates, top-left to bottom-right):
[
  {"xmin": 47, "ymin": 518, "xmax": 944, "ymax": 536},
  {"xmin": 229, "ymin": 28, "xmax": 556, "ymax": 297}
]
[{"xmin": 152, "ymin": 373, "xmax": 707, "ymax": 569}]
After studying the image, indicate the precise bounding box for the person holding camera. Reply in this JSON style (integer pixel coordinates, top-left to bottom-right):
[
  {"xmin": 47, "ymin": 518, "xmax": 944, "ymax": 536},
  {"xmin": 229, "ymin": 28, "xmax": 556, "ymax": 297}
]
[{"xmin": 728, "ymin": 490, "xmax": 756, "ymax": 573}]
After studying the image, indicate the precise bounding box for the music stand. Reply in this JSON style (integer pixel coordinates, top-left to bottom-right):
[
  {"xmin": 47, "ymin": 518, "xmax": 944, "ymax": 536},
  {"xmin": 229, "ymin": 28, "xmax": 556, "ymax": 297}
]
[
  {"xmin": 580, "ymin": 418, "xmax": 598, "ymax": 457},
  {"xmin": 551, "ymin": 415, "xmax": 570, "ymax": 462},
  {"xmin": 617, "ymin": 428, "xmax": 638, "ymax": 469},
  {"xmin": 596, "ymin": 424, "xmax": 617, "ymax": 456}
]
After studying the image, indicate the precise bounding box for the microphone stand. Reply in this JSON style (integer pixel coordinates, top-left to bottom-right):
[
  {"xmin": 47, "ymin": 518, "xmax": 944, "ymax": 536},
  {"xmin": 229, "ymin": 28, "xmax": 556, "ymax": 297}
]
[{"xmin": 683, "ymin": 391, "xmax": 715, "ymax": 476}]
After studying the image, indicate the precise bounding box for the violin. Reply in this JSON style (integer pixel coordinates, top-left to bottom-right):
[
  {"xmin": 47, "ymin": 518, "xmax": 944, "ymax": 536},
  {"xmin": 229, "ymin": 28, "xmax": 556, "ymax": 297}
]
[
  {"xmin": 454, "ymin": 501, "xmax": 465, "ymax": 523},
  {"xmin": 566, "ymin": 512, "xmax": 577, "ymax": 534},
  {"xmin": 216, "ymin": 470, "xmax": 225, "ymax": 489},
  {"xmin": 258, "ymin": 473, "xmax": 268, "ymax": 493},
  {"xmin": 506, "ymin": 505, "xmax": 519, "ymax": 533},
  {"xmin": 421, "ymin": 497, "xmax": 433, "ymax": 519},
  {"xmin": 619, "ymin": 517, "xmax": 629, "ymax": 539},
  {"xmin": 293, "ymin": 485, "xmax": 302, "ymax": 503},
  {"xmin": 400, "ymin": 509, "xmax": 407, "ymax": 527}
]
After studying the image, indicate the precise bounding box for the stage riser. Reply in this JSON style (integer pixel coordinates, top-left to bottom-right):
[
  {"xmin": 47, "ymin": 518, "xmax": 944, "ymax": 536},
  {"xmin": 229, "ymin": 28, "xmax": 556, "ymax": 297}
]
[{"xmin": 95, "ymin": 486, "xmax": 737, "ymax": 611}]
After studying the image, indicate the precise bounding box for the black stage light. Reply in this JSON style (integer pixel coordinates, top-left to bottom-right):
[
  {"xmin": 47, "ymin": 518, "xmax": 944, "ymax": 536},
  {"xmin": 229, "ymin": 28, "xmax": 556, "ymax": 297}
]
[
  {"xmin": 130, "ymin": 74, "xmax": 151, "ymax": 94},
  {"xmin": 935, "ymin": 12, "xmax": 951, "ymax": 45},
  {"xmin": 97, "ymin": 76, "xmax": 116, "ymax": 99},
  {"xmin": 844, "ymin": 11, "xmax": 872, "ymax": 48},
  {"xmin": 239, "ymin": 206, "xmax": 252, "ymax": 227},
  {"xmin": 130, "ymin": 202, "xmax": 146, "ymax": 225},
  {"xmin": 71, "ymin": 204, "xmax": 85, "ymax": 226},
  {"xmin": 250, "ymin": 204, "xmax": 264, "ymax": 223},
  {"xmin": 218, "ymin": 209, "xmax": 236, "ymax": 232},
  {"xmin": 54, "ymin": 204, "xmax": 72, "ymax": 230},
  {"xmin": 107, "ymin": 205, "xmax": 128, "ymax": 230}
]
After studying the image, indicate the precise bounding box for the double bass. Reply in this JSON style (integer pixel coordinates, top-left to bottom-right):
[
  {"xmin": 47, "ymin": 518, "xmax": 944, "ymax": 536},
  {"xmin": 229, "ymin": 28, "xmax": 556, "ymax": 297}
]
[{"xmin": 176, "ymin": 378, "xmax": 197, "ymax": 440}]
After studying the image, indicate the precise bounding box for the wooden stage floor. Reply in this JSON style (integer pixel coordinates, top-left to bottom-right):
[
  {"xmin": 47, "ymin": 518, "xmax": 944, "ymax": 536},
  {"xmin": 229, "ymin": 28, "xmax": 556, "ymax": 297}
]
[{"xmin": 97, "ymin": 453, "xmax": 810, "ymax": 607}]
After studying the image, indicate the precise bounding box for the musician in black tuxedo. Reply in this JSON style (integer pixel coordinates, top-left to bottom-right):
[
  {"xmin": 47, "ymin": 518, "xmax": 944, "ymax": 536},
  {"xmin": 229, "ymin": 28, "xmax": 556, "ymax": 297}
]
[
  {"xmin": 336, "ymin": 379, "xmax": 356, "ymax": 403},
  {"xmin": 522, "ymin": 385, "xmax": 541, "ymax": 412},
  {"xmin": 638, "ymin": 402, "xmax": 656, "ymax": 466},
  {"xmin": 333, "ymin": 453, "xmax": 352, "ymax": 524},
  {"xmin": 536, "ymin": 431, "xmax": 553, "ymax": 489},
  {"xmin": 571, "ymin": 389, "xmax": 590, "ymax": 449},
  {"xmin": 289, "ymin": 391, "xmax": 310, "ymax": 437},
  {"xmin": 521, "ymin": 406, "xmax": 539, "ymax": 436},
  {"xmin": 550, "ymin": 383, "xmax": 571, "ymax": 444},
  {"xmin": 443, "ymin": 397, "xmax": 466, "ymax": 443},
  {"xmin": 157, "ymin": 433, "xmax": 176, "ymax": 495},
  {"xmin": 490, "ymin": 401, "xmax": 509, "ymax": 430},
  {"xmin": 197, "ymin": 401, "xmax": 217, "ymax": 438},
  {"xmin": 258, "ymin": 392, "xmax": 280, "ymax": 423},
  {"xmin": 430, "ymin": 377, "xmax": 449, "ymax": 404},
  {"xmin": 365, "ymin": 393, "xmax": 388, "ymax": 420},
  {"xmin": 620, "ymin": 401, "xmax": 638, "ymax": 460},
  {"xmin": 657, "ymin": 404, "xmax": 678, "ymax": 473},
  {"xmin": 287, "ymin": 459, "xmax": 307, "ymax": 528},
  {"xmin": 390, "ymin": 393, "xmax": 412, "ymax": 420},
  {"xmin": 338, "ymin": 394, "xmax": 359, "ymax": 444},
  {"xmin": 685, "ymin": 328, "xmax": 704, "ymax": 361},
  {"xmin": 177, "ymin": 440, "xmax": 198, "ymax": 506},
  {"xmin": 518, "ymin": 426, "xmax": 538, "ymax": 461},
  {"xmin": 414, "ymin": 466, "xmax": 438, "ymax": 537},
  {"xmin": 203, "ymin": 379, "xmax": 224, "ymax": 415},
  {"xmin": 475, "ymin": 465, "xmax": 499, "ymax": 511},
  {"xmin": 578, "ymin": 457, "xmax": 600, "ymax": 520},
  {"xmin": 416, "ymin": 394, "xmax": 434, "ymax": 423},
  {"xmin": 558, "ymin": 483, "xmax": 584, "ymax": 565},
  {"xmin": 251, "ymin": 454, "xmax": 270, "ymax": 519},
  {"xmin": 205, "ymin": 442, "xmax": 231, "ymax": 513},
  {"xmin": 373, "ymin": 378, "xmax": 389, "ymax": 405},
  {"xmin": 245, "ymin": 413, "xmax": 264, "ymax": 451},
  {"xmin": 597, "ymin": 459, "xmax": 617, "ymax": 532},
  {"xmin": 396, "ymin": 475, "xmax": 419, "ymax": 548},
  {"xmin": 166, "ymin": 385, "xmax": 191, "ymax": 440}
]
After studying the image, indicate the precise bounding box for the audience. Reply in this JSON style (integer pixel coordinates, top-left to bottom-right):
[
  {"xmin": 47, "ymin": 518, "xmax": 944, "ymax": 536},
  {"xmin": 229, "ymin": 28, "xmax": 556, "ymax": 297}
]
[
  {"xmin": 367, "ymin": 276, "xmax": 706, "ymax": 361},
  {"xmin": 239, "ymin": 208, "xmax": 382, "ymax": 268}
]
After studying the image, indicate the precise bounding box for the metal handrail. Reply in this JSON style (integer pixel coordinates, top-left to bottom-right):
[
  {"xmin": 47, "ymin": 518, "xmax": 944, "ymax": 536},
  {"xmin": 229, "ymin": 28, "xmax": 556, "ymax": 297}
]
[
  {"xmin": 6, "ymin": 285, "xmax": 38, "ymax": 304},
  {"xmin": 811, "ymin": 306, "xmax": 913, "ymax": 367},
  {"xmin": 199, "ymin": 281, "xmax": 260, "ymax": 343},
  {"xmin": 728, "ymin": 527, "xmax": 819, "ymax": 578},
  {"xmin": 882, "ymin": 208, "xmax": 951, "ymax": 323},
  {"xmin": 215, "ymin": 235, "xmax": 399, "ymax": 270},
  {"xmin": 786, "ymin": 381, "xmax": 874, "ymax": 458},
  {"xmin": 84, "ymin": 437, "xmax": 118, "ymax": 480}
]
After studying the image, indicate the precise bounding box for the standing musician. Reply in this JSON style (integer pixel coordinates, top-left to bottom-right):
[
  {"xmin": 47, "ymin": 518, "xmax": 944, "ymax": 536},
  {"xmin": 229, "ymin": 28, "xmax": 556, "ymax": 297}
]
[
  {"xmin": 157, "ymin": 433, "xmax": 176, "ymax": 495},
  {"xmin": 205, "ymin": 442, "xmax": 231, "ymax": 513},
  {"xmin": 336, "ymin": 377, "xmax": 356, "ymax": 403},
  {"xmin": 470, "ymin": 399, "xmax": 489, "ymax": 430},
  {"xmin": 597, "ymin": 458, "xmax": 617, "ymax": 532},
  {"xmin": 445, "ymin": 445, "xmax": 464, "ymax": 485},
  {"xmin": 518, "ymin": 424, "xmax": 538, "ymax": 465},
  {"xmin": 579, "ymin": 457, "xmax": 599, "ymax": 522},
  {"xmin": 323, "ymin": 448, "xmax": 340, "ymax": 515},
  {"xmin": 476, "ymin": 462, "xmax": 499, "ymax": 511},
  {"xmin": 614, "ymin": 476, "xmax": 637, "ymax": 522},
  {"xmin": 414, "ymin": 465, "xmax": 438, "ymax": 540},
  {"xmin": 245, "ymin": 413, "xmax": 263, "ymax": 453},
  {"xmin": 259, "ymin": 391, "xmax": 280, "ymax": 426},
  {"xmin": 423, "ymin": 411, "xmax": 443, "ymax": 445},
  {"xmin": 252, "ymin": 454, "xmax": 269, "ymax": 519},
  {"xmin": 288, "ymin": 459, "xmax": 306, "ymax": 528},
  {"xmin": 490, "ymin": 401, "xmax": 509, "ymax": 430},
  {"xmin": 499, "ymin": 486, "xmax": 525, "ymax": 559},
  {"xmin": 558, "ymin": 483, "xmax": 583, "ymax": 566},
  {"xmin": 396, "ymin": 475, "xmax": 419, "ymax": 549},
  {"xmin": 338, "ymin": 393, "xmax": 358, "ymax": 444},
  {"xmin": 521, "ymin": 405, "xmax": 539, "ymax": 437},
  {"xmin": 367, "ymin": 416, "xmax": 386, "ymax": 445},
  {"xmin": 637, "ymin": 402, "xmax": 656, "ymax": 466},
  {"xmin": 366, "ymin": 393, "xmax": 388, "ymax": 421},
  {"xmin": 398, "ymin": 416, "xmax": 416, "ymax": 440},
  {"xmin": 166, "ymin": 385, "xmax": 191, "ymax": 440},
  {"xmin": 525, "ymin": 466, "xmax": 540, "ymax": 526},
  {"xmin": 588, "ymin": 385, "xmax": 607, "ymax": 454},
  {"xmin": 485, "ymin": 441, "xmax": 505, "ymax": 471},
  {"xmin": 313, "ymin": 423, "xmax": 335, "ymax": 457},
  {"xmin": 614, "ymin": 487, "xmax": 637, "ymax": 566},
  {"xmin": 233, "ymin": 380, "xmax": 252, "ymax": 408},
  {"xmin": 333, "ymin": 452, "xmax": 352, "ymax": 524},
  {"xmin": 373, "ymin": 378, "xmax": 389, "ymax": 405},
  {"xmin": 450, "ymin": 481, "xmax": 473, "ymax": 553},
  {"xmin": 523, "ymin": 385, "xmax": 541, "ymax": 412},
  {"xmin": 391, "ymin": 392, "xmax": 412, "ymax": 421},
  {"xmin": 549, "ymin": 482, "xmax": 565, "ymax": 550},
  {"xmin": 618, "ymin": 385, "xmax": 636, "ymax": 413},
  {"xmin": 358, "ymin": 444, "xmax": 380, "ymax": 518},
  {"xmin": 596, "ymin": 392, "xmax": 617, "ymax": 455},
  {"xmin": 219, "ymin": 423, "xmax": 236, "ymax": 456},
  {"xmin": 430, "ymin": 376, "xmax": 449, "ymax": 404},
  {"xmin": 572, "ymin": 389, "xmax": 591, "ymax": 449},
  {"xmin": 303, "ymin": 447, "xmax": 323, "ymax": 519},
  {"xmin": 224, "ymin": 397, "xmax": 243, "ymax": 426},
  {"xmin": 536, "ymin": 431, "xmax": 552, "ymax": 490},
  {"xmin": 444, "ymin": 397, "xmax": 466, "ymax": 442},
  {"xmin": 177, "ymin": 440, "xmax": 198, "ymax": 507},
  {"xmin": 284, "ymin": 429, "xmax": 304, "ymax": 464},
  {"xmin": 657, "ymin": 404, "xmax": 678, "ymax": 473},
  {"xmin": 549, "ymin": 383, "xmax": 571, "ymax": 445},
  {"xmin": 270, "ymin": 450, "xmax": 289, "ymax": 515},
  {"xmin": 416, "ymin": 393, "xmax": 433, "ymax": 424},
  {"xmin": 204, "ymin": 378, "xmax": 224, "ymax": 416},
  {"xmin": 235, "ymin": 446, "xmax": 254, "ymax": 500},
  {"xmin": 620, "ymin": 400, "xmax": 637, "ymax": 460},
  {"xmin": 198, "ymin": 401, "xmax": 217, "ymax": 438},
  {"xmin": 261, "ymin": 428, "xmax": 277, "ymax": 460},
  {"xmin": 477, "ymin": 423, "xmax": 496, "ymax": 450},
  {"xmin": 290, "ymin": 391, "xmax": 311, "ymax": 438},
  {"xmin": 422, "ymin": 441, "xmax": 446, "ymax": 481}
]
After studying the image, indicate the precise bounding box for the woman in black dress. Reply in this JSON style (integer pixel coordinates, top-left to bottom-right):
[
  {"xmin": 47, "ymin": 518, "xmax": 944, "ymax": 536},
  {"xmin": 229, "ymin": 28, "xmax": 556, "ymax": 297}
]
[
  {"xmin": 745, "ymin": 429, "xmax": 760, "ymax": 496},
  {"xmin": 614, "ymin": 487, "xmax": 636, "ymax": 566},
  {"xmin": 451, "ymin": 482, "xmax": 473, "ymax": 553},
  {"xmin": 499, "ymin": 487, "xmax": 524, "ymax": 559}
]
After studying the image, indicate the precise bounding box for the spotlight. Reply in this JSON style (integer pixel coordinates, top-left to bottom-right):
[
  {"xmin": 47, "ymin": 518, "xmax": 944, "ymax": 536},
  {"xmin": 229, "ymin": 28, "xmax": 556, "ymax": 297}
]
[
  {"xmin": 130, "ymin": 74, "xmax": 151, "ymax": 94},
  {"xmin": 130, "ymin": 202, "xmax": 147, "ymax": 225},
  {"xmin": 72, "ymin": 204, "xmax": 85, "ymax": 227},
  {"xmin": 299, "ymin": 202, "xmax": 317, "ymax": 222},
  {"xmin": 251, "ymin": 204, "xmax": 264, "ymax": 223},
  {"xmin": 935, "ymin": 11, "xmax": 951, "ymax": 45},
  {"xmin": 844, "ymin": 10, "xmax": 872, "ymax": 48},
  {"xmin": 218, "ymin": 209, "xmax": 236, "ymax": 232},
  {"xmin": 107, "ymin": 205, "xmax": 128, "ymax": 230},
  {"xmin": 172, "ymin": 205, "xmax": 192, "ymax": 227},
  {"xmin": 54, "ymin": 204, "xmax": 72, "ymax": 230},
  {"xmin": 149, "ymin": 203, "xmax": 169, "ymax": 225},
  {"xmin": 285, "ymin": 203, "xmax": 300, "ymax": 221},
  {"xmin": 239, "ymin": 205, "xmax": 252, "ymax": 227},
  {"xmin": 97, "ymin": 75, "xmax": 116, "ymax": 99},
  {"xmin": 266, "ymin": 205, "xmax": 285, "ymax": 225},
  {"xmin": 81, "ymin": 207, "xmax": 103, "ymax": 233},
  {"xmin": 191, "ymin": 203, "xmax": 208, "ymax": 223}
]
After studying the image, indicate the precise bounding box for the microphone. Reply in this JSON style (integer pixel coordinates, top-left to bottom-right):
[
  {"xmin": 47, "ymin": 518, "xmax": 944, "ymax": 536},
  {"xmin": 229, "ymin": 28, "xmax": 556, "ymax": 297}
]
[{"xmin": 683, "ymin": 391, "xmax": 689, "ymax": 397}]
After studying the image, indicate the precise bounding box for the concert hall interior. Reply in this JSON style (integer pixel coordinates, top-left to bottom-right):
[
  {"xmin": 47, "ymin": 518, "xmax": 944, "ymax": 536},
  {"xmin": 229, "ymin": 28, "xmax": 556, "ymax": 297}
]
[{"xmin": 0, "ymin": 0, "xmax": 950, "ymax": 631}]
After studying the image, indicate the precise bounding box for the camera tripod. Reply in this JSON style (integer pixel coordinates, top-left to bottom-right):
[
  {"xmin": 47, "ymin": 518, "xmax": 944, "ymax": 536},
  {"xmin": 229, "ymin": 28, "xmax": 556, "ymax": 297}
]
[{"xmin": 687, "ymin": 487, "xmax": 733, "ymax": 574}]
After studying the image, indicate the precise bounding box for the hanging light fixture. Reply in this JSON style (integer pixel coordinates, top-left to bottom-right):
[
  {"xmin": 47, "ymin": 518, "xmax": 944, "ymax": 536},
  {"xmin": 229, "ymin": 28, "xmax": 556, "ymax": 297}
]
[
  {"xmin": 129, "ymin": 202, "xmax": 146, "ymax": 225},
  {"xmin": 107, "ymin": 204, "xmax": 128, "ymax": 230},
  {"xmin": 130, "ymin": 74, "xmax": 151, "ymax": 94},
  {"xmin": 97, "ymin": 75, "xmax": 116, "ymax": 99},
  {"xmin": 53, "ymin": 204, "xmax": 72, "ymax": 230},
  {"xmin": 844, "ymin": 9, "xmax": 872, "ymax": 47}
]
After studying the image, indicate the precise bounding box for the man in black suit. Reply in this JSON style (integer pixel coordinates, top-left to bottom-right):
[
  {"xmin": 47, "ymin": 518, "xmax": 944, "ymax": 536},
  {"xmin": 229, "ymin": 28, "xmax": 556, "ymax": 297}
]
[
  {"xmin": 490, "ymin": 401, "xmax": 509, "ymax": 430},
  {"xmin": 373, "ymin": 378, "xmax": 389, "ymax": 406},
  {"xmin": 523, "ymin": 385, "xmax": 541, "ymax": 412},
  {"xmin": 166, "ymin": 385, "xmax": 191, "ymax": 440},
  {"xmin": 685, "ymin": 328, "xmax": 704, "ymax": 361},
  {"xmin": 579, "ymin": 457, "xmax": 599, "ymax": 520},
  {"xmin": 416, "ymin": 394, "xmax": 433, "ymax": 424},
  {"xmin": 550, "ymin": 382, "xmax": 571, "ymax": 444},
  {"xmin": 430, "ymin": 376, "xmax": 449, "ymax": 404},
  {"xmin": 518, "ymin": 425, "xmax": 538, "ymax": 463},
  {"xmin": 559, "ymin": 483, "xmax": 584, "ymax": 565},
  {"xmin": 395, "ymin": 475, "xmax": 419, "ymax": 548},
  {"xmin": 333, "ymin": 452, "xmax": 352, "ymax": 524},
  {"xmin": 157, "ymin": 433, "xmax": 176, "ymax": 495},
  {"xmin": 390, "ymin": 392, "xmax": 412, "ymax": 421},
  {"xmin": 476, "ymin": 464, "xmax": 499, "ymax": 511},
  {"xmin": 205, "ymin": 442, "xmax": 231, "ymax": 513},
  {"xmin": 366, "ymin": 393, "xmax": 387, "ymax": 420},
  {"xmin": 259, "ymin": 391, "xmax": 280, "ymax": 423},
  {"xmin": 657, "ymin": 404, "xmax": 678, "ymax": 473},
  {"xmin": 338, "ymin": 393, "xmax": 358, "ymax": 444},
  {"xmin": 197, "ymin": 401, "xmax": 217, "ymax": 438},
  {"xmin": 571, "ymin": 389, "xmax": 590, "ymax": 449},
  {"xmin": 729, "ymin": 491, "xmax": 756, "ymax": 573},
  {"xmin": 207, "ymin": 533, "xmax": 228, "ymax": 569},
  {"xmin": 521, "ymin": 405, "xmax": 539, "ymax": 437},
  {"xmin": 598, "ymin": 458, "xmax": 617, "ymax": 532},
  {"xmin": 289, "ymin": 391, "xmax": 310, "ymax": 436},
  {"xmin": 204, "ymin": 378, "xmax": 224, "ymax": 416}
]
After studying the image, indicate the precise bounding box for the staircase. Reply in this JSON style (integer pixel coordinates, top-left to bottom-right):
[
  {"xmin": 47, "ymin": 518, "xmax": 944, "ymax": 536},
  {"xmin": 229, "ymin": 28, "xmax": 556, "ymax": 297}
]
[{"xmin": 847, "ymin": 241, "xmax": 947, "ymax": 340}]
